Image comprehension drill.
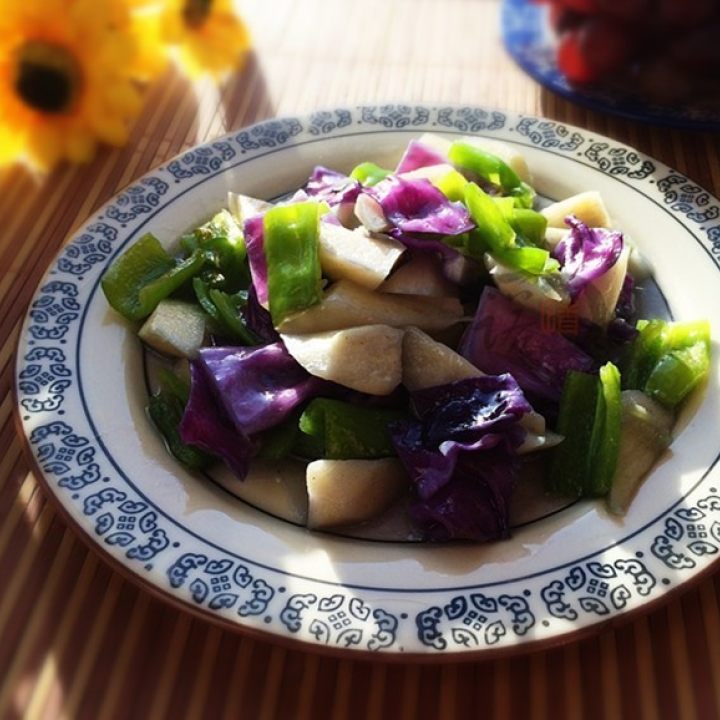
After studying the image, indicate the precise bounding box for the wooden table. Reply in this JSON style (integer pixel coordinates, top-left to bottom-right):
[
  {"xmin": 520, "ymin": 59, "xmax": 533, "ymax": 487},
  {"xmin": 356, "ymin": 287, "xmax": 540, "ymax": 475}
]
[{"xmin": 2, "ymin": 1, "xmax": 720, "ymax": 717}]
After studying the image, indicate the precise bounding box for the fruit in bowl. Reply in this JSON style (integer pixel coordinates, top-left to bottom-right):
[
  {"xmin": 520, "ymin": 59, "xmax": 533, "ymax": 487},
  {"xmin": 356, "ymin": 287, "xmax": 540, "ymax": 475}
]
[{"xmin": 535, "ymin": 0, "xmax": 720, "ymax": 105}]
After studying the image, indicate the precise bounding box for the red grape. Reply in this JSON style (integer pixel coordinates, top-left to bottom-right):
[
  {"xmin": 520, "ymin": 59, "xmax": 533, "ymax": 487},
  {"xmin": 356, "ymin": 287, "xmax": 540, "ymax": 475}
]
[
  {"xmin": 580, "ymin": 18, "xmax": 632, "ymax": 79},
  {"xmin": 558, "ymin": 31, "xmax": 596, "ymax": 83}
]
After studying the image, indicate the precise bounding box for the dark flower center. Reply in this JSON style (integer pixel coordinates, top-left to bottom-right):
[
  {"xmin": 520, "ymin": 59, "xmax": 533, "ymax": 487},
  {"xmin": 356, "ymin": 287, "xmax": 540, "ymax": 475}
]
[
  {"xmin": 183, "ymin": 0, "xmax": 213, "ymax": 28},
  {"xmin": 15, "ymin": 42, "xmax": 80, "ymax": 114}
]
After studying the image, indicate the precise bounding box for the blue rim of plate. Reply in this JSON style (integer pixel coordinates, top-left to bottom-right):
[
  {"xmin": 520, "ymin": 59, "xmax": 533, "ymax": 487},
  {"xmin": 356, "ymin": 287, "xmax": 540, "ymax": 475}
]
[
  {"xmin": 14, "ymin": 105, "xmax": 720, "ymax": 657},
  {"xmin": 501, "ymin": 0, "xmax": 720, "ymax": 132}
]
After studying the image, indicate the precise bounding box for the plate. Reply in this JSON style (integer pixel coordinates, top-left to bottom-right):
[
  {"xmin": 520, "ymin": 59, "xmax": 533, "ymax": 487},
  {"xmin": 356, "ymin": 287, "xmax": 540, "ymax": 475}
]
[
  {"xmin": 15, "ymin": 104, "xmax": 720, "ymax": 659},
  {"xmin": 502, "ymin": 0, "xmax": 720, "ymax": 131}
]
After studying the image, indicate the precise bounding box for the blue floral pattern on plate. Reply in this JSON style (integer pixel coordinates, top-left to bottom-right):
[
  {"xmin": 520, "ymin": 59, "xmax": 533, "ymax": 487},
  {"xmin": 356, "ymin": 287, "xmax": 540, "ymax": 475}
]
[{"xmin": 15, "ymin": 105, "xmax": 720, "ymax": 656}]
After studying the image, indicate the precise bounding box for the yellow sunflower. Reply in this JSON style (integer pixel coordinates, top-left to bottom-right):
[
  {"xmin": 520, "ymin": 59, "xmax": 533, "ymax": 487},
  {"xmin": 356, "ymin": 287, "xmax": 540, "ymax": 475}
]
[
  {"xmin": 0, "ymin": 0, "xmax": 161, "ymax": 171},
  {"xmin": 160, "ymin": 0, "xmax": 251, "ymax": 79}
]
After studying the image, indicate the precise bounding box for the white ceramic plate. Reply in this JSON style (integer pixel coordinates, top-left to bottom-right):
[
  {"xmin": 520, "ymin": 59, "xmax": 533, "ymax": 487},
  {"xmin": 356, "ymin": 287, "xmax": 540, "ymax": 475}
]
[{"xmin": 16, "ymin": 105, "xmax": 720, "ymax": 659}]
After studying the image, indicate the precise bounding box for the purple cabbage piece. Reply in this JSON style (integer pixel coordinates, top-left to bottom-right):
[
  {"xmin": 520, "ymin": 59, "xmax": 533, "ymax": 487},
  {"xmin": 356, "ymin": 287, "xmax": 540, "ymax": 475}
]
[
  {"xmin": 197, "ymin": 343, "xmax": 328, "ymax": 436},
  {"xmin": 395, "ymin": 140, "xmax": 447, "ymax": 174},
  {"xmin": 243, "ymin": 214, "xmax": 268, "ymax": 306},
  {"xmin": 179, "ymin": 361, "xmax": 255, "ymax": 479},
  {"xmin": 305, "ymin": 166, "xmax": 362, "ymax": 207},
  {"xmin": 459, "ymin": 287, "xmax": 596, "ymax": 403},
  {"xmin": 607, "ymin": 273, "xmax": 638, "ymax": 344},
  {"xmin": 369, "ymin": 176, "xmax": 474, "ymax": 236},
  {"xmin": 242, "ymin": 284, "xmax": 279, "ymax": 343},
  {"xmin": 552, "ymin": 216, "xmax": 624, "ymax": 301},
  {"xmin": 391, "ymin": 375, "xmax": 530, "ymax": 541},
  {"xmin": 408, "ymin": 448, "xmax": 520, "ymax": 542},
  {"xmin": 614, "ymin": 273, "xmax": 635, "ymax": 320}
]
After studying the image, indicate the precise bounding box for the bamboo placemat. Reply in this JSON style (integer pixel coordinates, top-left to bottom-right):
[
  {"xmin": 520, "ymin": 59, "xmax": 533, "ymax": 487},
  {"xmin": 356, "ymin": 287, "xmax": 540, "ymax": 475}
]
[{"xmin": 2, "ymin": 1, "xmax": 720, "ymax": 717}]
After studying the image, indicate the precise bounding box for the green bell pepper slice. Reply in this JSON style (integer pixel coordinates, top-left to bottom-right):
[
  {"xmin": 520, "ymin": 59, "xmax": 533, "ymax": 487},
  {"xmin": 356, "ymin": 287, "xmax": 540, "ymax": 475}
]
[
  {"xmin": 547, "ymin": 371, "xmax": 599, "ymax": 497},
  {"xmin": 180, "ymin": 209, "xmax": 250, "ymax": 293},
  {"xmin": 192, "ymin": 278, "xmax": 259, "ymax": 345},
  {"xmin": 624, "ymin": 318, "xmax": 711, "ymax": 407},
  {"xmin": 297, "ymin": 398, "xmax": 407, "ymax": 459},
  {"xmin": 263, "ymin": 201, "xmax": 324, "ymax": 325},
  {"xmin": 548, "ymin": 362, "xmax": 622, "ymax": 498},
  {"xmin": 449, "ymin": 141, "xmax": 535, "ymax": 208},
  {"xmin": 434, "ymin": 168, "xmax": 470, "ymax": 202},
  {"xmin": 644, "ymin": 342, "xmax": 710, "ymax": 407},
  {"xmin": 147, "ymin": 369, "xmax": 213, "ymax": 471},
  {"xmin": 350, "ymin": 162, "xmax": 392, "ymax": 186},
  {"xmin": 463, "ymin": 183, "xmax": 556, "ymax": 275},
  {"xmin": 509, "ymin": 208, "xmax": 548, "ymax": 247},
  {"xmin": 590, "ymin": 362, "xmax": 622, "ymax": 495},
  {"xmin": 102, "ymin": 233, "xmax": 207, "ymax": 321}
]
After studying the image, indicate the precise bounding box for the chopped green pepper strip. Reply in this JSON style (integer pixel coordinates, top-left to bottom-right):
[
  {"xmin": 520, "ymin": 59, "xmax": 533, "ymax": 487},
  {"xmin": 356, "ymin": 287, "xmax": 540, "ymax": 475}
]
[
  {"xmin": 192, "ymin": 278, "xmax": 259, "ymax": 345},
  {"xmin": 591, "ymin": 363, "xmax": 622, "ymax": 495},
  {"xmin": 181, "ymin": 209, "xmax": 250, "ymax": 292},
  {"xmin": 449, "ymin": 141, "xmax": 535, "ymax": 208},
  {"xmin": 137, "ymin": 249, "xmax": 206, "ymax": 314},
  {"xmin": 350, "ymin": 161, "xmax": 392, "ymax": 186},
  {"xmin": 547, "ymin": 371, "xmax": 599, "ymax": 497},
  {"xmin": 263, "ymin": 201, "xmax": 324, "ymax": 325},
  {"xmin": 101, "ymin": 233, "xmax": 177, "ymax": 321},
  {"xmin": 147, "ymin": 372, "xmax": 213, "ymax": 471},
  {"xmin": 463, "ymin": 183, "xmax": 556, "ymax": 275},
  {"xmin": 624, "ymin": 318, "xmax": 711, "ymax": 407},
  {"xmin": 624, "ymin": 319, "xmax": 670, "ymax": 390},
  {"xmin": 547, "ymin": 362, "xmax": 622, "ymax": 498},
  {"xmin": 464, "ymin": 182, "xmax": 516, "ymax": 254},
  {"xmin": 297, "ymin": 398, "xmax": 407, "ymax": 459},
  {"xmin": 644, "ymin": 342, "xmax": 710, "ymax": 407},
  {"xmin": 509, "ymin": 208, "xmax": 548, "ymax": 247},
  {"xmin": 257, "ymin": 415, "xmax": 302, "ymax": 459},
  {"xmin": 434, "ymin": 168, "xmax": 469, "ymax": 202}
]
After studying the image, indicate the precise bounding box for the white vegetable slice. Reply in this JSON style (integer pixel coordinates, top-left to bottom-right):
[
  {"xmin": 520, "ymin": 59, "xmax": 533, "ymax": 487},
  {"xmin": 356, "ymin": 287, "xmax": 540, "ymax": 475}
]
[
  {"xmin": 517, "ymin": 430, "xmax": 564, "ymax": 455},
  {"xmin": 216, "ymin": 459, "xmax": 309, "ymax": 525},
  {"xmin": 416, "ymin": 133, "xmax": 453, "ymax": 156},
  {"xmin": 397, "ymin": 162, "xmax": 456, "ymax": 184},
  {"xmin": 282, "ymin": 324, "xmax": 404, "ymax": 396},
  {"xmin": 541, "ymin": 191, "xmax": 611, "ymax": 229},
  {"xmin": 306, "ymin": 458, "xmax": 408, "ymax": 529},
  {"xmin": 227, "ymin": 192, "xmax": 272, "ymax": 222},
  {"xmin": 354, "ymin": 193, "xmax": 390, "ymax": 233},
  {"xmin": 277, "ymin": 279, "xmax": 464, "ymax": 334},
  {"xmin": 380, "ymin": 254, "xmax": 458, "ymax": 297},
  {"xmin": 138, "ymin": 300, "xmax": 206, "ymax": 358},
  {"xmin": 574, "ymin": 245, "xmax": 631, "ymax": 326},
  {"xmin": 318, "ymin": 223, "xmax": 404, "ymax": 289},
  {"xmin": 607, "ymin": 391, "xmax": 674, "ymax": 516},
  {"xmin": 402, "ymin": 326, "xmax": 481, "ymax": 391},
  {"xmin": 544, "ymin": 226, "xmax": 570, "ymax": 249},
  {"xmin": 485, "ymin": 254, "xmax": 570, "ymax": 316}
]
